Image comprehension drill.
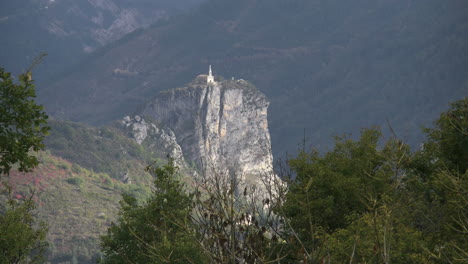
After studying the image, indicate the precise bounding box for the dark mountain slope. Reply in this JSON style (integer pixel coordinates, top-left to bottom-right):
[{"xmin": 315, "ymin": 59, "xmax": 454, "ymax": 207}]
[
  {"xmin": 0, "ymin": 0, "xmax": 204, "ymax": 81},
  {"xmin": 40, "ymin": 0, "xmax": 468, "ymax": 154}
]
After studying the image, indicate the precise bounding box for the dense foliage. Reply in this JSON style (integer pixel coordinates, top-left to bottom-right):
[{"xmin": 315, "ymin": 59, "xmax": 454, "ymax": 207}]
[
  {"xmin": 0, "ymin": 189, "xmax": 48, "ymax": 264},
  {"xmin": 101, "ymin": 98, "xmax": 467, "ymax": 263},
  {"xmin": 100, "ymin": 160, "xmax": 206, "ymax": 263},
  {"xmin": 281, "ymin": 129, "xmax": 425, "ymax": 262},
  {"xmin": 279, "ymin": 97, "xmax": 467, "ymax": 263}
]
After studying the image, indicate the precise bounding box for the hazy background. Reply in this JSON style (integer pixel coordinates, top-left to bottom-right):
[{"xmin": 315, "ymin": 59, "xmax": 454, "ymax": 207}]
[{"xmin": 2, "ymin": 0, "xmax": 467, "ymax": 157}]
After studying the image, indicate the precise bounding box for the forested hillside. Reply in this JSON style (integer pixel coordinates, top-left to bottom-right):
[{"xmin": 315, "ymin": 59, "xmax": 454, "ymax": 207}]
[{"xmin": 39, "ymin": 0, "xmax": 468, "ymax": 155}]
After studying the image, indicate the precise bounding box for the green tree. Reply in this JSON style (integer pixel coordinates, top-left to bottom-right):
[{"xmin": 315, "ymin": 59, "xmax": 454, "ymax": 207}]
[
  {"xmin": 100, "ymin": 160, "xmax": 207, "ymax": 263},
  {"xmin": 419, "ymin": 97, "xmax": 468, "ymax": 174},
  {"xmin": 0, "ymin": 66, "xmax": 49, "ymax": 263},
  {"xmin": 409, "ymin": 97, "xmax": 468, "ymax": 263},
  {"xmin": 279, "ymin": 128, "xmax": 428, "ymax": 263},
  {"xmin": 277, "ymin": 98, "xmax": 468, "ymax": 263},
  {"xmin": 0, "ymin": 189, "xmax": 48, "ymax": 264},
  {"xmin": 0, "ymin": 68, "xmax": 49, "ymax": 175}
]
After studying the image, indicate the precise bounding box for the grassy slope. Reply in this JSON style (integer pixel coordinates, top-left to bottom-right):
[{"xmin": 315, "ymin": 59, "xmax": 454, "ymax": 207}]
[
  {"xmin": 4, "ymin": 118, "xmax": 202, "ymax": 263},
  {"xmin": 4, "ymin": 151, "xmax": 153, "ymax": 263},
  {"xmin": 2, "ymin": 120, "xmax": 169, "ymax": 263},
  {"xmin": 44, "ymin": 120, "xmax": 169, "ymax": 180}
]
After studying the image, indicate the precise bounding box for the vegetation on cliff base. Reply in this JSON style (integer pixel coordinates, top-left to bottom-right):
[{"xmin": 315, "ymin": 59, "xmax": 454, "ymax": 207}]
[{"xmin": 100, "ymin": 160, "xmax": 207, "ymax": 263}]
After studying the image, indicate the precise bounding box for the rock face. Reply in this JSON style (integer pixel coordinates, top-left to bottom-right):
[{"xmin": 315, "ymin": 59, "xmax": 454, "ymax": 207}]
[
  {"xmin": 120, "ymin": 115, "xmax": 186, "ymax": 169},
  {"xmin": 140, "ymin": 76, "xmax": 275, "ymax": 188}
]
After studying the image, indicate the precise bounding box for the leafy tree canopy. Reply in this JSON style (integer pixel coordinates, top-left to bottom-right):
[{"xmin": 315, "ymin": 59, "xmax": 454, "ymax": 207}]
[
  {"xmin": 279, "ymin": 97, "xmax": 468, "ymax": 263},
  {"xmin": 0, "ymin": 67, "xmax": 49, "ymax": 175},
  {"xmin": 422, "ymin": 97, "xmax": 468, "ymax": 174},
  {"xmin": 0, "ymin": 65, "xmax": 49, "ymax": 263}
]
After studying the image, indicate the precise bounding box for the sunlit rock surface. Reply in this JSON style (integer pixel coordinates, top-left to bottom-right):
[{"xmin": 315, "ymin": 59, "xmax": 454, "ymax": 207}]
[
  {"xmin": 140, "ymin": 76, "xmax": 275, "ymax": 189},
  {"xmin": 121, "ymin": 115, "xmax": 186, "ymax": 169}
]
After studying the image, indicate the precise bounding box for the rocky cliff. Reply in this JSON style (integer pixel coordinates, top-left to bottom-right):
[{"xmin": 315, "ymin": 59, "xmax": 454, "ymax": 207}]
[
  {"xmin": 120, "ymin": 115, "xmax": 186, "ymax": 170},
  {"xmin": 123, "ymin": 75, "xmax": 275, "ymax": 189}
]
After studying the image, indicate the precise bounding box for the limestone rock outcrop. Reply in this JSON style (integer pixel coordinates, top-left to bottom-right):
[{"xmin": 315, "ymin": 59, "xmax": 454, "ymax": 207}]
[
  {"xmin": 140, "ymin": 76, "xmax": 275, "ymax": 188},
  {"xmin": 120, "ymin": 115, "xmax": 186, "ymax": 169}
]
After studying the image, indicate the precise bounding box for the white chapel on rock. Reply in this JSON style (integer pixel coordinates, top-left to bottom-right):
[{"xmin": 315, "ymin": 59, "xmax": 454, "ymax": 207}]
[{"xmin": 207, "ymin": 65, "xmax": 215, "ymax": 84}]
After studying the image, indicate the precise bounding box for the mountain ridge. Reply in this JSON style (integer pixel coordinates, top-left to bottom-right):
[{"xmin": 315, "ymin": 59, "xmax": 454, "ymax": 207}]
[{"xmin": 0, "ymin": 0, "xmax": 204, "ymax": 81}]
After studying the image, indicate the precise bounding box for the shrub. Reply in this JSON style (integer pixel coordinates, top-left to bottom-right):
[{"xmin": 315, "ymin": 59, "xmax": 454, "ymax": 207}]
[
  {"xmin": 57, "ymin": 162, "xmax": 70, "ymax": 171},
  {"xmin": 71, "ymin": 164, "xmax": 83, "ymax": 174},
  {"xmin": 66, "ymin": 177, "xmax": 84, "ymax": 186}
]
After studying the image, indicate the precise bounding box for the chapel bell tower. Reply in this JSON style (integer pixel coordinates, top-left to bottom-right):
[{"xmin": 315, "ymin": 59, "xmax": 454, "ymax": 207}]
[{"xmin": 207, "ymin": 65, "xmax": 215, "ymax": 84}]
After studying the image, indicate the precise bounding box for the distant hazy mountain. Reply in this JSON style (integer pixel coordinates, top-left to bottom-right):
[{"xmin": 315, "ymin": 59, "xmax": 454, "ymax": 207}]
[
  {"xmin": 0, "ymin": 0, "xmax": 204, "ymax": 80},
  {"xmin": 38, "ymin": 0, "xmax": 468, "ymax": 156}
]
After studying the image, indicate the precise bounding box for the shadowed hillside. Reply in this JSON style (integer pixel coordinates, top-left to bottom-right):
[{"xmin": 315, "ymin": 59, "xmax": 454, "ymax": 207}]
[{"xmin": 0, "ymin": 0, "xmax": 204, "ymax": 81}]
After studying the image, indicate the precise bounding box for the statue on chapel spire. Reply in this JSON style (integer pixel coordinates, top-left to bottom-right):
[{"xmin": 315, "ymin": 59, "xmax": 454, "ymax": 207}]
[{"xmin": 207, "ymin": 65, "xmax": 215, "ymax": 84}]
